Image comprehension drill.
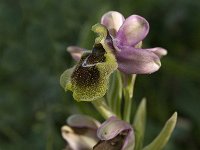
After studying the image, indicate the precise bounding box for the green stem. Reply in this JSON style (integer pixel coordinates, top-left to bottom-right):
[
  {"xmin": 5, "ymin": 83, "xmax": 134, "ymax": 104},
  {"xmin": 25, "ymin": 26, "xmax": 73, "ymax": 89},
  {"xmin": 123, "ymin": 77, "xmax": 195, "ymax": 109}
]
[
  {"xmin": 114, "ymin": 71, "xmax": 123, "ymax": 119},
  {"xmin": 123, "ymin": 89, "xmax": 131, "ymax": 122},
  {"xmin": 92, "ymin": 98, "xmax": 115, "ymax": 119},
  {"xmin": 105, "ymin": 70, "xmax": 122, "ymax": 119},
  {"xmin": 122, "ymin": 74, "xmax": 136, "ymax": 122}
]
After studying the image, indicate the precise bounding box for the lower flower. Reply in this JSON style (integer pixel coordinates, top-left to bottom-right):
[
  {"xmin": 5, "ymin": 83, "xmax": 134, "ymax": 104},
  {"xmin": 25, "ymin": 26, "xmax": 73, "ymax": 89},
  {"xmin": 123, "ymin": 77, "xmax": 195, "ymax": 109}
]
[{"xmin": 62, "ymin": 115, "xmax": 134, "ymax": 150}]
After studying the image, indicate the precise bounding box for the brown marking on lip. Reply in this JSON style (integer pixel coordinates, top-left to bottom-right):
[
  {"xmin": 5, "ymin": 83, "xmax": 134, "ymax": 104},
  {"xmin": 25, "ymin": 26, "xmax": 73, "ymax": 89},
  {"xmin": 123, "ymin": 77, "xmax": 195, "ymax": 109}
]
[
  {"xmin": 93, "ymin": 130, "xmax": 129, "ymax": 150},
  {"xmin": 71, "ymin": 43, "xmax": 106, "ymax": 87}
]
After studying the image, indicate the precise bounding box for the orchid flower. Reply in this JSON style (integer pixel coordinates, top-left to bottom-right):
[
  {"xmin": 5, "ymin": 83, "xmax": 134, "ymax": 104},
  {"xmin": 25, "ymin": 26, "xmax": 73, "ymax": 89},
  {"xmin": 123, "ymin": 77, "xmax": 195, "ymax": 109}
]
[
  {"xmin": 61, "ymin": 112, "xmax": 177, "ymax": 150},
  {"xmin": 60, "ymin": 11, "xmax": 177, "ymax": 150},
  {"xmin": 61, "ymin": 114, "xmax": 100, "ymax": 150},
  {"xmin": 67, "ymin": 11, "xmax": 167, "ymax": 74},
  {"xmin": 60, "ymin": 11, "xmax": 167, "ymax": 101},
  {"xmin": 101, "ymin": 11, "xmax": 167, "ymax": 74},
  {"xmin": 61, "ymin": 115, "xmax": 135, "ymax": 150}
]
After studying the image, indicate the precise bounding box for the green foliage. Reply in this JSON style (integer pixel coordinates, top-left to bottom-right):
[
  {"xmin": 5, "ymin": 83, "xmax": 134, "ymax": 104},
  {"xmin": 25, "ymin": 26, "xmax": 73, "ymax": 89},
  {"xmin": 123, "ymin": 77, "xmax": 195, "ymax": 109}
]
[
  {"xmin": 0, "ymin": 0, "xmax": 200, "ymax": 149},
  {"xmin": 134, "ymin": 98, "xmax": 146, "ymax": 150},
  {"xmin": 143, "ymin": 112, "xmax": 177, "ymax": 150}
]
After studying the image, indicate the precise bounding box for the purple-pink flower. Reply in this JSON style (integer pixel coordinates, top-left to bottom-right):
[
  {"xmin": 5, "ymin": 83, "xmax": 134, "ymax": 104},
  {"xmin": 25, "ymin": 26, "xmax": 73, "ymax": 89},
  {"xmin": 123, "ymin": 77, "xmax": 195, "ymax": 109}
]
[
  {"xmin": 61, "ymin": 11, "xmax": 167, "ymax": 101},
  {"xmin": 68, "ymin": 11, "xmax": 167, "ymax": 75},
  {"xmin": 101, "ymin": 11, "xmax": 167, "ymax": 74}
]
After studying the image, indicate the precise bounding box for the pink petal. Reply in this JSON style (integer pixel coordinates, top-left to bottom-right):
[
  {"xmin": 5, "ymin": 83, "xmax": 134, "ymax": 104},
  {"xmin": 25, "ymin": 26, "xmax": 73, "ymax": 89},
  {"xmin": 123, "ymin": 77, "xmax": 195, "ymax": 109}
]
[
  {"xmin": 115, "ymin": 15, "xmax": 149, "ymax": 47},
  {"xmin": 146, "ymin": 47, "xmax": 167, "ymax": 58},
  {"xmin": 67, "ymin": 46, "xmax": 84, "ymax": 61},
  {"xmin": 101, "ymin": 11, "xmax": 125, "ymax": 37},
  {"xmin": 116, "ymin": 46, "xmax": 161, "ymax": 74},
  {"xmin": 67, "ymin": 114, "xmax": 100, "ymax": 129},
  {"xmin": 96, "ymin": 116, "xmax": 135, "ymax": 150},
  {"xmin": 97, "ymin": 116, "xmax": 131, "ymax": 140}
]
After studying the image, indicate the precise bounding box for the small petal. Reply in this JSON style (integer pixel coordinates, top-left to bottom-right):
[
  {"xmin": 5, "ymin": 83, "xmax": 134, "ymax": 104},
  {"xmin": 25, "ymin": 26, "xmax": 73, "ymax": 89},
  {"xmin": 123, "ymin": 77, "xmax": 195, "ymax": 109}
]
[
  {"xmin": 101, "ymin": 11, "xmax": 125, "ymax": 37},
  {"xmin": 67, "ymin": 46, "xmax": 85, "ymax": 61},
  {"xmin": 116, "ymin": 46, "xmax": 161, "ymax": 74},
  {"xmin": 97, "ymin": 117, "xmax": 131, "ymax": 140},
  {"xmin": 146, "ymin": 47, "xmax": 167, "ymax": 58},
  {"xmin": 95, "ymin": 117, "xmax": 134, "ymax": 150},
  {"xmin": 67, "ymin": 114, "xmax": 100, "ymax": 129},
  {"xmin": 115, "ymin": 15, "xmax": 149, "ymax": 47}
]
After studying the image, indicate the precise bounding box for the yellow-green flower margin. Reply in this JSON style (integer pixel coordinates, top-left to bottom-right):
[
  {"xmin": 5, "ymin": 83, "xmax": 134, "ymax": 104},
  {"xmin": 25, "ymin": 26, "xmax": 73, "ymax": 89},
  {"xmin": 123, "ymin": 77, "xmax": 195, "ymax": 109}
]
[{"xmin": 60, "ymin": 24, "xmax": 118, "ymax": 101}]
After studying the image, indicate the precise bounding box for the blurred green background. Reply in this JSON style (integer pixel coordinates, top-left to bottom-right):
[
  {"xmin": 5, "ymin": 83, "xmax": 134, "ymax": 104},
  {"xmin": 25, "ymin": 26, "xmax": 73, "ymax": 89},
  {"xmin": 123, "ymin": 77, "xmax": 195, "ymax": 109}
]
[{"xmin": 0, "ymin": 0, "xmax": 200, "ymax": 149}]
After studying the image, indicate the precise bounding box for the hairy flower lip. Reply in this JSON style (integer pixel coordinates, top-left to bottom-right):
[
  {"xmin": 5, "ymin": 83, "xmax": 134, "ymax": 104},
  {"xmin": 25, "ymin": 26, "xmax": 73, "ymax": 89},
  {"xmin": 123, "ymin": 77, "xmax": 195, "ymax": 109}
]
[
  {"xmin": 61, "ymin": 41, "xmax": 117, "ymax": 101},
  {"xmin": 81, "ymin": 45, "xmax": 106, "ymax": 68}
]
